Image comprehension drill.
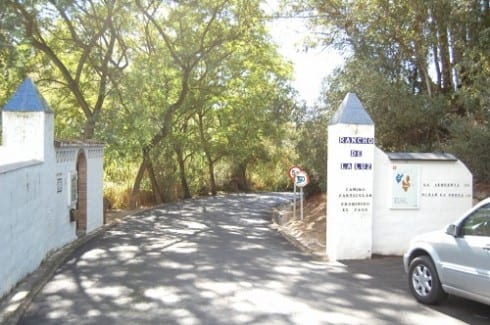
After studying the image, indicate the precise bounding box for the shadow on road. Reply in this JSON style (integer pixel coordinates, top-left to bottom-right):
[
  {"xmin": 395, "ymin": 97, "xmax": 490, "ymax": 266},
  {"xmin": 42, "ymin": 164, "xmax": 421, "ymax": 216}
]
[{"xmin": 18, "ymin": 193, "xmax": 489, "ymax": 325}]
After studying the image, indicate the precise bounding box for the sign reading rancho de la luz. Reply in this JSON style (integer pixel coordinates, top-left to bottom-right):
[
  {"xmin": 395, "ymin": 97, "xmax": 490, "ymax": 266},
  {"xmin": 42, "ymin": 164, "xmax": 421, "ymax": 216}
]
[
  {"xmin": 335, "ymin": 135, "xmax": 374, "ymax": 216},
  {"xmin": 327, "ymin": 93, "xmax": 473, "ymax": 261}
]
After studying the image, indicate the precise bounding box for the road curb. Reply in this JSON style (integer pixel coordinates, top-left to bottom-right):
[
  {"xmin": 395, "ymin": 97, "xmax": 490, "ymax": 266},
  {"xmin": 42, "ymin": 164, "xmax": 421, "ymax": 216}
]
[
  {"xmin": 275, "ymin": 226, "xmax": 328, "ymax": 261},
  {"xmin": 271, "ymin": 204, "xmax": 328, "ymax": 261}
]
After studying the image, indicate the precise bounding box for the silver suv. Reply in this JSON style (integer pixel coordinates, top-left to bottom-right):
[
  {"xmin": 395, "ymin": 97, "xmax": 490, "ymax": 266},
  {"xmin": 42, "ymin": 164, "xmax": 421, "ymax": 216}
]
[{"xmin": 403, "ymin": 197, "xmax": 490, "ymax": 305}]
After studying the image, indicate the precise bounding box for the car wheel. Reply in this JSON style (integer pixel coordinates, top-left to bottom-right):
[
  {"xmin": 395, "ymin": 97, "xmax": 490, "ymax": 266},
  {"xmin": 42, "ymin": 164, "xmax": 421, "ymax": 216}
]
[{"xmin": 408, "ymin": 255, "xmax": 447, "ymax": 304}]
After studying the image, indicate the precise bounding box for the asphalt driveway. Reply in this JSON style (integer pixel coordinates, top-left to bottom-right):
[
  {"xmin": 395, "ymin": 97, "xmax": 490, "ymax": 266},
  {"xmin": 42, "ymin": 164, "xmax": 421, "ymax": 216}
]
[{"xmin": 17, "ymin": 193, "xmax": 490, "ymax": 324}]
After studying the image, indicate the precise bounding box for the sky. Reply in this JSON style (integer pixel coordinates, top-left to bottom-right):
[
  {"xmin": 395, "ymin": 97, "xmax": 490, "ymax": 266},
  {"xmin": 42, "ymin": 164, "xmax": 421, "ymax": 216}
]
[{"xmin": 263, "ymin": 1, "xmax": 344, "ymax": 107}]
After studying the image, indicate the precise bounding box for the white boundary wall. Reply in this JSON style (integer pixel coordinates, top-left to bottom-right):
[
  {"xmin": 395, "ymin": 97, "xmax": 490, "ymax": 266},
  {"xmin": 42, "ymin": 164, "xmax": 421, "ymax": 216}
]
[
  {"xmin": 86, "ymin": 147, "xmax": 104, "ymax": 232},
  {"xmin": 0, "ymin": 162, "xmax": 52, "ymax": 296},
  {"xmin": 372, "ymin": 148, "xmax": 472, "ymax": 255},
  {"xmin": 327, "ymin": 93, "xmax": 473, "ymax": 260},
  {"xmin": 0, "ymin": 79, "xmax": 104, "ymax": 298},
  {"xmin": 0, "ymin": 146, "xmax": 104, "ymax": 300}
]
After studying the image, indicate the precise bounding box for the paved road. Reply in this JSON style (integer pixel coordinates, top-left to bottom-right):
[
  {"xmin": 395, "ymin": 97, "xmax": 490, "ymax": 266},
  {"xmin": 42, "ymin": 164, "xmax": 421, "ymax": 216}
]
[{"xmin": 18, "ymin": 193, "xmax": 489, "ymax": 324}]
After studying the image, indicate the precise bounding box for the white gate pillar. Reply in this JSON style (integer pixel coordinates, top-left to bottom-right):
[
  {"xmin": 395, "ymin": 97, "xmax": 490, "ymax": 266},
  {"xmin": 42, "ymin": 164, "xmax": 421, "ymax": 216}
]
[{"xmin": 327, "ymin": 93, "xmax": 375, "ymax": 260}]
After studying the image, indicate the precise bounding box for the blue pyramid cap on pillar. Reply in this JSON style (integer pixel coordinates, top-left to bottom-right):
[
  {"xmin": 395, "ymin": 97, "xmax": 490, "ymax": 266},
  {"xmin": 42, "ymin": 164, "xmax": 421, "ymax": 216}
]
[
  {"xmin": 3, "ymin": 78, "xmax": 53, "ymax": 113},
  {"xmin": 329, "ymin": 92, "xmax": 374, "ymax": 125}
]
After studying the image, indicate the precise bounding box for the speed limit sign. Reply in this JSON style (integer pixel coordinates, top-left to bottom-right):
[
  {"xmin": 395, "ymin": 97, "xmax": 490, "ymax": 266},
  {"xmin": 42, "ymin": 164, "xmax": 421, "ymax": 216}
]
[{"xmin": 288, "ymin": 166, "xmax": 302, "ymax": 181}]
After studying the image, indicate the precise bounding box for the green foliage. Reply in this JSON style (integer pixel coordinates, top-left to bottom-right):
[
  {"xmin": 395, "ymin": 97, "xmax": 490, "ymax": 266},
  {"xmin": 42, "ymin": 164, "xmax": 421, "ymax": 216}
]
[
  {"xmin": 6, "ymin": 0, "xmax": 487, "ymax": 204},
  {"xmin": 290, "ymin": 0, "xmax": 490, "ymax": 183},
  {"xmin": 4, "ymin": 0, "xmax": 133, "ymax": 138},
  {"xmin": 295, "ymin": 110, "xmax": 329, "ymax": 191},
  {"xmin": 320, "ymin": 58, "xmax": 448, "ymax": 152},
  {"xmin": 1, "ymin": 0, "xmax": 300, "ymax": 206},
  {"xmin": 100, "ymin": 0, "xmax": 297, "ymax": 203},
  {"xmin": 440, "ymin": 117, "xmax": 490, "ymax": 182}
]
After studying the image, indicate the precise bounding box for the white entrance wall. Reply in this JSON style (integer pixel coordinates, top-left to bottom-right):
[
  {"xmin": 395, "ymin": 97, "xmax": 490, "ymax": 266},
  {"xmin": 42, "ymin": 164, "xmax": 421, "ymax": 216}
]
[
  {"xmin": 55, "ymin": 145, "xmax": 105, "ymax": 233},
  {"xmin": 0, "ymin": 79, "xmax": 104, "ymax": 298},
  {"xmin": 327, "ymin": 93, "xmax": 473, "ymax": 260},
  {"xmin": 372, "ymin": 150, "xmax": 472, "ymax": 255},
  {"xmin": 327, "ymin": 93, "xmax": 375, "ymax": 260}
]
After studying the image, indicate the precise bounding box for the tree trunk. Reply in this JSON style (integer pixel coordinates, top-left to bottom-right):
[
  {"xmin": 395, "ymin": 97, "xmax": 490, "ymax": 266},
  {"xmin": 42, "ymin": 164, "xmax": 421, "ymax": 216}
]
[
  {"xmin": 434, "ymin": 5, "xmax": 452, "ymax": 93},
  {"xmin": 233, "ymin": 162, "xmax": 249, "ymax": 192},
  {"xmin": 197, "ymin": 112, "xmax": 217, "ymax": 195},
  {"xmin": 83, "ymin": 115, "xmax": 96, "ymax": 139},
  {"xmin": 146, "ymin": 152, "xmax": 164, "ymax": 204},
  {"xmin": 130, "ymin": 154, "xmax": 148, "ymax": 209},
  {"xmin": 206, "ymin": 153, "xmax": 217, "ymax": 196},
  {"xmin": 175, "ymin": 145, "xmax": 192, "ymax": 199}
]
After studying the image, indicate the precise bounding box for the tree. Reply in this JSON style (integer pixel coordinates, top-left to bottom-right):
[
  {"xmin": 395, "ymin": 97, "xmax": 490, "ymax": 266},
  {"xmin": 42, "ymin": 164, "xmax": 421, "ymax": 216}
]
[
  {"xmin": 286, "ymin": 0, "xmax": 490, "ymax": 182},
  {"xmin": 0, "ymin": 3, "xmax": 34, "ymax": 106},
  {"xmin": 123, "ymin": 0, "xmax": 274, "ymax": 206},
  {"xmin": 4, "ymin": 0, "xmax": 131, "ymax": 139},
  {"xmin": 2, "ymin": 0, "xmax": 302, "ymax": 206}
]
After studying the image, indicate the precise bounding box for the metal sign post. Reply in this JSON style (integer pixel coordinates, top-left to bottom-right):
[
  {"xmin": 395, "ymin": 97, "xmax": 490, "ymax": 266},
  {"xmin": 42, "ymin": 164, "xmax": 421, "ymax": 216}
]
[
  {"xmin": 294, "ymin": 170, "xmax": 310, "ymax": 221},
  {"xmin": 300, "ymin": 187, "xmax": 304, "ymax": 220},
  {"xmin": 293, "ymin": 182, "xmax": 297, "ymax": 218},
  {"xmin": 288, "ymin": 166, "xmax": 302, "ymax": 219}
]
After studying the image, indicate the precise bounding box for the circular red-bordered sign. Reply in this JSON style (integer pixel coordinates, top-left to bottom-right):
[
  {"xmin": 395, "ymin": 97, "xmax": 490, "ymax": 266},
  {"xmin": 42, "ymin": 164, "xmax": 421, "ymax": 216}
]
[
  {"xmin": 288, "ymin": 166, "xmax": 302, "ymax": 181},
  {"xmin": 294, "ymin": 170, "xmax": 309, "ymax": 187}
]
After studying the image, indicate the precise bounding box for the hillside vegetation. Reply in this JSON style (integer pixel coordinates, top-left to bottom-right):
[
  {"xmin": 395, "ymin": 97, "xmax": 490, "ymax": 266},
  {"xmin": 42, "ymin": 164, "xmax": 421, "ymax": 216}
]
[{"xmin": 1, "ymin": 1, "xmax": 488, "ymax": 207}]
